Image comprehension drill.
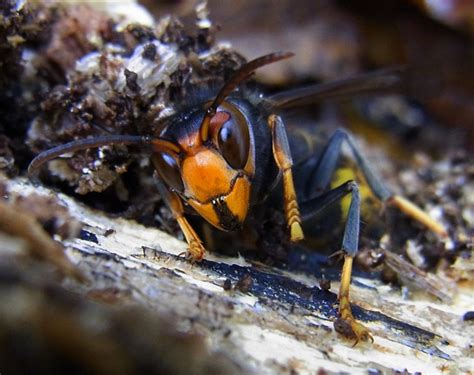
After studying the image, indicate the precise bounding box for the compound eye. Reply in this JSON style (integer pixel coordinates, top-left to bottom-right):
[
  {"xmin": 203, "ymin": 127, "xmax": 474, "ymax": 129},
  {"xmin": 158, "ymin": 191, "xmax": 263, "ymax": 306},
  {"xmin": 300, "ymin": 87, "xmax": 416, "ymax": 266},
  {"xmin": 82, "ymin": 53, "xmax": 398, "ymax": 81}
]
[
  {"xmin": 216, "ymin": 111, "xmax": 250, "ymax": 169},
  {"xmin": 152, "ymin": 152, "xmax": 184, "ymax": 192}
]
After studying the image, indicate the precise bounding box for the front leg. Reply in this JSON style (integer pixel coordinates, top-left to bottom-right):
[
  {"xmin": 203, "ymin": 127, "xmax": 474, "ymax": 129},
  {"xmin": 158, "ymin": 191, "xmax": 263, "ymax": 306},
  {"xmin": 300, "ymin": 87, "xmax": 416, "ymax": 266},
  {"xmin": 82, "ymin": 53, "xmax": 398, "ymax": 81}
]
[
  {"xmin": 268, "ymin": 114, "xmax": 304, "ymax": 242},
  {"xmin": 154, "ymin": 176, "xmax": 205, "ymax": 261}
]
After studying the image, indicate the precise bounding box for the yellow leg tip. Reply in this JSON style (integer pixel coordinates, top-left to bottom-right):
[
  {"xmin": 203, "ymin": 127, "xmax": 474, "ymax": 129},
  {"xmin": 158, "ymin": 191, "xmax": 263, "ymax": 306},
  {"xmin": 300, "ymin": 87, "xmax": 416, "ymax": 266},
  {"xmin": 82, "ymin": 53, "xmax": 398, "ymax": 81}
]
[
  {"xmin": 390, "ymin": 195, "xmax": 449, "ymax": 238},
  {"xmin": 177, "ymin": 217, "xmax": 206, "ymax": 261},
  {"xmin": 334, "ymin": 317, "xmax": 373, "ymax": 346},
  {"xmin": 187, "ymin": 240, "xmax": 205, "ymax": 262},
  {"xmin": 290, "ymin": 222, "xmax": 304, "ymax": 242}
]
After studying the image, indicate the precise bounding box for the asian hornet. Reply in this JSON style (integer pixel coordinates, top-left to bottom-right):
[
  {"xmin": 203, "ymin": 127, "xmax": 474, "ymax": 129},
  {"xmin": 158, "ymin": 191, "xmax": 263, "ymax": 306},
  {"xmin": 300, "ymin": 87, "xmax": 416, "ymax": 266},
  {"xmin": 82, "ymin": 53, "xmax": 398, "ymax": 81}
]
[{"xmin": 28, "ymin": 52, "xmax": 448, "ymax": 344}]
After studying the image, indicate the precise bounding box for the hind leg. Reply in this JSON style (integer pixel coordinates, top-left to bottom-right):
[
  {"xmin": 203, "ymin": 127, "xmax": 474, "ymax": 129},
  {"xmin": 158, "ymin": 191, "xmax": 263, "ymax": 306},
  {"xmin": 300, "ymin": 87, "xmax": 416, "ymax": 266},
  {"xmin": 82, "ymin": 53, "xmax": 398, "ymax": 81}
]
[
  {"xmin": 303, "ymin": 128, "xmax": 447, "ymax": 236},
  {"xmin": 300, "ymin": 128, "xmax": 447, "ymax": 343}
]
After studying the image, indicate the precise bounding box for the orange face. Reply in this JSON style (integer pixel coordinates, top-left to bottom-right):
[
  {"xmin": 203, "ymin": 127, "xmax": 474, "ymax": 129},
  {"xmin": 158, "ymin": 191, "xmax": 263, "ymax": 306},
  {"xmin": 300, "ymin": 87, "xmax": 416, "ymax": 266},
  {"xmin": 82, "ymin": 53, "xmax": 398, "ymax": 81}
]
[
  {"xmin": 181, "ymin": 148, "xmax": 251, "ymax": 231},
  {"xmin": 152, "ymin": 104, "xmax": 254, "ymax": 231}
]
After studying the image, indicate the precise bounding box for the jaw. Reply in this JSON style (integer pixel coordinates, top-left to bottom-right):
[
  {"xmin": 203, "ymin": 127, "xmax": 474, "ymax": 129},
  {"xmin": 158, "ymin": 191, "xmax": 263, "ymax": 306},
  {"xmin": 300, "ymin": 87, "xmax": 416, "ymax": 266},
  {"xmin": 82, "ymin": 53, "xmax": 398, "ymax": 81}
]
[{"xmin": 187, "ymin": 175, "xmax": 250, "ymax": 231}]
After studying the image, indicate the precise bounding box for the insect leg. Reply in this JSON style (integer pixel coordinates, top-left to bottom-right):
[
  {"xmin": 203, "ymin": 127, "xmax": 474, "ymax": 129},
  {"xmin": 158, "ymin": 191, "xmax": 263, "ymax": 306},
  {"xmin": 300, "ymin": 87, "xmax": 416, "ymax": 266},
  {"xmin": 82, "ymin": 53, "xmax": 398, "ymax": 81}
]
[
  {"xmin": 268, "ymin": 114, "xmax": 304, "ymax": 242},
  {"xmin": 334, "ymin": 182, "xmax": 373, "ymax": 344},
  {"xmin": 300, "ymin": 180, "xmax": 357, "ymax": 222},
  {"xmin": 307, "ymin": 128, "xmax": 447, "ymax": 237},
  {"xmin": 154, "ymin": 176, "xmax": 205, "ymax": 261},
  {"xmin": 301, "ymin": 178, "xmax": 372, "ymax": 343}
]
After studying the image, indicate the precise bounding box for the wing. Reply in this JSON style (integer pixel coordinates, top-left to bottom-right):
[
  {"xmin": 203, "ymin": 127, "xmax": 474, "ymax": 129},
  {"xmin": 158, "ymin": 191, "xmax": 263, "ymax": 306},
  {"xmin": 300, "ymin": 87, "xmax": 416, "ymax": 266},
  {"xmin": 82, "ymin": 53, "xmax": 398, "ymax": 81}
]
[{"xmin": 268, "ymin": 66, "xmax": 440, "ymax": 110}]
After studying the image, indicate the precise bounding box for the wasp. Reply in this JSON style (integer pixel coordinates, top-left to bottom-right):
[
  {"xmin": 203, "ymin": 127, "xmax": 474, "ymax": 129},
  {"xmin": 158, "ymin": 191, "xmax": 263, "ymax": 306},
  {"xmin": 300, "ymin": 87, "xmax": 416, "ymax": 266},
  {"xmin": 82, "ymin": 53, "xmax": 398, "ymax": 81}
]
[{"xmin": 28, "ymin": 52, "xmax": 447, "ymax": 344}]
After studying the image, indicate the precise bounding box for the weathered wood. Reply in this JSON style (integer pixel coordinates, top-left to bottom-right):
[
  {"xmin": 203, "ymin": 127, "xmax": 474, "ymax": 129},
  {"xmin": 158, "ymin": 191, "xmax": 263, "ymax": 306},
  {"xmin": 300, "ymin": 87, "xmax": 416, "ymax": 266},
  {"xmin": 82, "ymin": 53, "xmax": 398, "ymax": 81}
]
[{"xmin": 3, "ymin": 176, "xmax": 473, "ymax": 374}]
